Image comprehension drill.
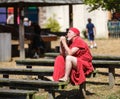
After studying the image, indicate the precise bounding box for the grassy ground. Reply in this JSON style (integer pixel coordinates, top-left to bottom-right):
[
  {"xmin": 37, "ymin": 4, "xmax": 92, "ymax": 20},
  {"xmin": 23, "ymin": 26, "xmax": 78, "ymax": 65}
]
[{"xmin": 0, "ymin": 38, "xmax": 120, "ymax": 99}]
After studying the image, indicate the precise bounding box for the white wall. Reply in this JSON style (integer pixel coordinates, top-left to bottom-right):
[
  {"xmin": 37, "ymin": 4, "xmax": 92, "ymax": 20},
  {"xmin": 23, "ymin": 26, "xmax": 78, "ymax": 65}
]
[
  {"xmin": 73, "ymin": 5, "xmax": 108, "ymax": 38},
  {"xmin": 95, "ymin": 9, "xmax": 108, "ymax": 38},
  {"xmin": 40, "ymin": 6, "xmax": 69, "ymax": 31},
  {"xmin": 39, "ymin": 5, "xmax": 109, "ymax": 38}
]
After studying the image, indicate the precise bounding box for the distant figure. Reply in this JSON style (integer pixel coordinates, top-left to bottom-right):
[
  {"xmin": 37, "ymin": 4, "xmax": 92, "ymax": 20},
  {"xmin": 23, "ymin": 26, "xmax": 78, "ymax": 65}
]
[
  {"xmin": 23, "ymin": 17, "xmax": 29, "ymax": 26},
  {"xmin": 29, "ymin": 23, "xmax": 45, "ymax": 58},
  {"xmin": 86, "ymin": 18, "xmax": 97, "ymax": 48},
  {"xmin": 7, "ymin": 12, "xmax": 14, "ymax": 24}
]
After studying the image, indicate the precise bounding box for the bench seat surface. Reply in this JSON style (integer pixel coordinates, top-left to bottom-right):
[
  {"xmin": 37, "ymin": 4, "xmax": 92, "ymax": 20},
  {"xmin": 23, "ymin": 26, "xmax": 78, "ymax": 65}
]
[
  {"xmin": 0, "ymin": 89, "xmax": 36, "ymax": 95},
  {"xmin": 16, "ymin": 59, "xmax": 120, "ymax": 68},
  {"xmin": 45, "ymin": 52, "xmax": 120, "ymax": 60},
  {"xmin": 0, "ymin": 78, "xmax": 68, "ymax": 89},
  {"xmin": 0, "ymin": 68, "xmax": 53, "ymax": 75}
]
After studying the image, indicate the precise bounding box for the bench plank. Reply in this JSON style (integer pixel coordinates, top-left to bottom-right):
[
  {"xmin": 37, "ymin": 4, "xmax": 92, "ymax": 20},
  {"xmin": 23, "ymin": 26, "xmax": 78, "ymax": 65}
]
[
  {"xmin": 0, "ymin": 68, "xmax": 53, "ymax": 79},
  {"xmin": 0, "ymin": 78, "xmax": 68, "ymax": 99},
  {"xmin": 45, "ymin": 52, "xmax": 120, "ymax": 60},
  {"xmin": 0, "ymin": 89, "xmax": 36, "ymax": 95},
  {"xmin": 0, "ymin": 78, "xmax": 68, "ymax": 90},
  {"xmin": 16, "ymin": 59, "xmax": 54, "ymax": 66},
  {"xmin": 16, "ymin": 59, "xmax": 120, "ymax": 68},
  {"xmin": 92, "ymin": 60, "xmax": 120, "ymax": 68},
  {"xmin": 0, "ymin": 68, "xmax": 53, "ymax": 75},
  {"xmin": 0, "ymin": 89, "xmax": 36, "ymax": 99}
]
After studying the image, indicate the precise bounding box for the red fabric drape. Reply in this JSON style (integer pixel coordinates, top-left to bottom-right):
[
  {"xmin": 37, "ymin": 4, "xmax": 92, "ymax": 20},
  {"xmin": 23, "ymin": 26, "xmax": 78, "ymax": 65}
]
[{"xmin": 53, "ymin": 55, "xmax": 65, "ymax": 81}]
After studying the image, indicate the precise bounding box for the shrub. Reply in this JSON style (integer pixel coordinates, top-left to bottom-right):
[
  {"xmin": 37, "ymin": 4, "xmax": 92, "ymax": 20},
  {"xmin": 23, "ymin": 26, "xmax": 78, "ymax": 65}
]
[{"xmin": 43, "ymin": 14, "xmax": 61, "ymax": 32}]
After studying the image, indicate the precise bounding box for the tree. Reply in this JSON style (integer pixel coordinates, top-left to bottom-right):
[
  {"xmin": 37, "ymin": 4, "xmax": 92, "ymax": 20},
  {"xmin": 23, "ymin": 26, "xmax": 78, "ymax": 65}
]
[{"xmin": 83, "ymin": 0, "xmax": 120, "ymax": 12}]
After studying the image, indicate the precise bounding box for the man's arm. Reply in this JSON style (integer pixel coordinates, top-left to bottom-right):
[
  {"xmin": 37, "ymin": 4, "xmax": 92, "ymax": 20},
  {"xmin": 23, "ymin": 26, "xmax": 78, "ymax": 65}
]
[
  {"xmin": 93, "ymin": 26, "xmax": 96, "ymax": 35},
  {"xmin": 60, "ymin": 42, "xmax": 66, "ymax": 56}
]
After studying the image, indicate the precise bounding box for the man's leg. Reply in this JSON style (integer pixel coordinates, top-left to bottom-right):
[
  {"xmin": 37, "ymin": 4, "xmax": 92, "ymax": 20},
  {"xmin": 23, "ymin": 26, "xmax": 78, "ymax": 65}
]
[{"xmin": 59, "ymin": 55, "xmax": 77, "ymax": 81}]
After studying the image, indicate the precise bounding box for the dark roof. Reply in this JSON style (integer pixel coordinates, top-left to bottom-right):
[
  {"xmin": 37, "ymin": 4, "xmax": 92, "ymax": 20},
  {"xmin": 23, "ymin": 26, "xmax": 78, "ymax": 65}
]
[{"xmin": 0, "ymin": 0, "xmax": 83, "ymax": 7}]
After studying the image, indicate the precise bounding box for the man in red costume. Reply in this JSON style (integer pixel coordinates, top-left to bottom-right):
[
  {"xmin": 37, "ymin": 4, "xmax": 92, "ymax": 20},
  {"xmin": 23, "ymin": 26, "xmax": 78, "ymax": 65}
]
[{"xmin": 53, "ymin": 27, "xmax": 94, "ymax": 85}]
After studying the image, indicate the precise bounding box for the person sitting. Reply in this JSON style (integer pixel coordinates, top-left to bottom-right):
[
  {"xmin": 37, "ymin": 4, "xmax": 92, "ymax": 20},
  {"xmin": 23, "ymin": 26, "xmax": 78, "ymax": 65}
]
[
  {"xmin": 52, "ymin": 27, "xmax": 94, "ymax": 85},
  {"xmin": 29, "ymin": 23, "xmax": 45, "ymax": 58}
]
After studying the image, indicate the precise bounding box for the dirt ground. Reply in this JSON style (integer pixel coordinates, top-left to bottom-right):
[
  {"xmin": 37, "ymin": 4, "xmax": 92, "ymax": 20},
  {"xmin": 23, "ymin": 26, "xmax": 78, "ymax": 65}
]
[
  {"xmin": 51, "ymin": 38, "xmax": 120, "ymax": 56},
  {"xmin": 0, "ymin": 38, "xmax": 120, "ymax": 99}
]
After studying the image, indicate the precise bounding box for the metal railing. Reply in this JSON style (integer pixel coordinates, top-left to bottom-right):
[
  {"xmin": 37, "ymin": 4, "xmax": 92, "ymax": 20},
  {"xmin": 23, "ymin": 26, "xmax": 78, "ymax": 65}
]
[{"xmin": 108, "ymin": 21, "xmax": 120, "ymax": 38}]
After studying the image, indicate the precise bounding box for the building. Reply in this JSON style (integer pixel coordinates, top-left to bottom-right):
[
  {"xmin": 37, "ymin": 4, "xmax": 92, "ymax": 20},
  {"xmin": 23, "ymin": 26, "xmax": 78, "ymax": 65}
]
[
  {"xmin": 0, "ymin": 5, "xmax": 110, "ymax": 38},
  {"xmin": 39, "ymin": 5, "xmax": 109, "ymax": 38}
]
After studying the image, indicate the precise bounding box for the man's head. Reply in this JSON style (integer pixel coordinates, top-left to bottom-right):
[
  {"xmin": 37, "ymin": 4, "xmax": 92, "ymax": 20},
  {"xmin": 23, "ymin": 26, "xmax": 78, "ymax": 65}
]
[
  {"xmin": 67, "ymin": 27, "xmax": 80, "ymax": 40},
  {"xmin": 88, "ymin": 18, "xmax": 91, "ymax": 23}
]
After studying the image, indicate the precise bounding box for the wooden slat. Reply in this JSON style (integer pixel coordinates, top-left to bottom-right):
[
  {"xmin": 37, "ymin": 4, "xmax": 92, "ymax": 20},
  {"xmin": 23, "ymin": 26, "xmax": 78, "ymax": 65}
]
[
  {"xmin": 92, "ymin": 60, "xmax": 120, "ymax": 68},
  {"xmin": 16, "ymin": 59, "xmax": 54, "ymax": 66},
  {"xmin": 0, "ymin": 78, "xmax": 68, "ymax": 90},
  {"xmin": 0, "ymin": 88, "xmax": 36, "ymax": 99},
  {"xmin": 0, "ymin": 89, "xmax": 36, "ymax": 95},
  {"xmin": 45, "ymin": 52, "xmax": 120, "ymax": 60},
  {"xmin": 16, "ymin": 59, "xmax": 120, "ymax": 68},
  {"xmin": 0, "ymin": 68, "xmax": 53, "ymax": 76}
]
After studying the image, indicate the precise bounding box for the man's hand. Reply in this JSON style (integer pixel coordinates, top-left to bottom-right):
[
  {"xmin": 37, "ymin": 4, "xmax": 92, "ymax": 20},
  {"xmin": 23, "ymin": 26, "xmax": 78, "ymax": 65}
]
[{"xmin": 60, "ymin": 36, "xmax": 66, "ymax": 43}]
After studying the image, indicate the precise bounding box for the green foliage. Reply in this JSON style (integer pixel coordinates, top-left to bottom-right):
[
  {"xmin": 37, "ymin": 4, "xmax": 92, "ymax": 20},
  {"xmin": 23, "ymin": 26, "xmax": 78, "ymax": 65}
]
[
  {"xmin": 83, "ymin": 0, "xmax": 120, "ymax": 12},
  {"xmin": 43, "ymin": 14, "xmax": 61, "ymax": 32},
  {"xmin": 82, "ymin": 29, "xmax": 88, "ymax": 39}
]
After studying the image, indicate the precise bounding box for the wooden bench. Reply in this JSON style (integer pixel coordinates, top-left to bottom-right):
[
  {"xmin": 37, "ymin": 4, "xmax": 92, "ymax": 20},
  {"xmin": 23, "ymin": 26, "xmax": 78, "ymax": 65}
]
[
  {"xmin": 0, "ymin": 88, "xmax": 36, "ymax": 99},
  {"xmin": 3, "ymin": 57, "xmax": 118, "ymax": 98},
  {"xmin": 0, "ymin": 61, "xmax": 69, "ymax": 98},
  {"xmin": 16, "ymin": 59, "xmax": 54, "ymax": 68},
  {"xmin": 0, "ymin": 67, "xmax": 69, "ymax": 99},
  {"xmin": 45, "ymin": 52, "xmax": 120, "ymax": 60},
  {"xmin": 0, "ymin": 78, "xmax": 68, "ymax": 99},
  {"xmin": 16, "ymin": 59, "xmax": 120, "ymax": 88},
  {"xmin": 0, "ymin": 68, "xmax": 53, "ymax": 79},
  {"xmin": 15, "ymin": 58, "xmax": 87, "ymax": 98}
]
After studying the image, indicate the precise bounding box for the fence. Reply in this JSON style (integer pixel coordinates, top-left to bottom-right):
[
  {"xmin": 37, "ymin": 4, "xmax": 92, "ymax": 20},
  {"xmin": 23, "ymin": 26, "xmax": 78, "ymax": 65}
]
[{"xmin": 108, "ymin": 21, "xmax": 120, "ymax": 38}]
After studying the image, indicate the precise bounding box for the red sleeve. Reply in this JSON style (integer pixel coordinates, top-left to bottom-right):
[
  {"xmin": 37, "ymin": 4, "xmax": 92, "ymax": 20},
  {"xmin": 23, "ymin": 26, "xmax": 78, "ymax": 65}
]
[{"xmin": 71, "ymin": 37, "xmax": 87, "ymax": 49}]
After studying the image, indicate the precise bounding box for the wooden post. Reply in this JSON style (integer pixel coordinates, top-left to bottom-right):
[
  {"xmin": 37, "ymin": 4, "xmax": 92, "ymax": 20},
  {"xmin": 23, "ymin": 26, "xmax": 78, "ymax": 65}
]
[
  {"xmin": 109, "ymin": 67, "xmax": 115, "ymax": 88},
  {"xmin": 26, "ymin": 65, "xmax": 32, "ymax": 79},
  {"xmin": 48, "ymin": 91, "xmax": 55, "ymax": 99},
  {"xmin": 19, "ymin": 7, "xmax": 25, "ymax": 59},
  {"xmin": 3, "ymin": 74, "xmax": 9, "ymax": 78},
  {"xmin": 69, "ymin": 4, "xmax": 73, "ymax": 27},
  {"xmin": 79, "ymin": 82, "xmax": 86, "ymax": 98},
  {"xmin": 14, "ymin": 6, "xmax": 17, "ymax": 25},
  {"xmin": 26, "ymin": 65, "xmax": 32, "ymax": 69}
]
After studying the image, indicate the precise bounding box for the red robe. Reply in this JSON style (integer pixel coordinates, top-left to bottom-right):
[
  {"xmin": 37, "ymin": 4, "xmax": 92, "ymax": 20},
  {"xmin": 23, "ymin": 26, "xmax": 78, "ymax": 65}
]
[{"xmin": 53, "ymin": 37, "xmax": 94, "ymax": 85}]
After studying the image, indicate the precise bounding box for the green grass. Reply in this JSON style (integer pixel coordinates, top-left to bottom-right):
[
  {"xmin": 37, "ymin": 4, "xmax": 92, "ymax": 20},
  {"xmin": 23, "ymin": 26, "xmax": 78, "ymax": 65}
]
[{"xmin": 106, "ymin": 90, "xmax": 120, "ymax": 99}]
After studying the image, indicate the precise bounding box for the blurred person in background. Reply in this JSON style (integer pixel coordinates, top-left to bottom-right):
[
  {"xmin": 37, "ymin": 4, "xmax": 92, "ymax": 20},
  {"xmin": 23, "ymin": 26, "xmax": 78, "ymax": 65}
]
[
  {"xmin": 7, "ymin": 12, "xmax": 14, "ymax": 24},
  {"xmin": 86, "ymin": 18, "xmax": 97, "ymax": 48}
]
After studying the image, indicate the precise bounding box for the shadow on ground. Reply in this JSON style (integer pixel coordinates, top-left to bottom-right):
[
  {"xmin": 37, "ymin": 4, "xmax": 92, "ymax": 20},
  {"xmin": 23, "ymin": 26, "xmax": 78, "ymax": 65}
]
[{"xmin": 55, "ymin": 89, "xmax": 95, "ymax": 99}]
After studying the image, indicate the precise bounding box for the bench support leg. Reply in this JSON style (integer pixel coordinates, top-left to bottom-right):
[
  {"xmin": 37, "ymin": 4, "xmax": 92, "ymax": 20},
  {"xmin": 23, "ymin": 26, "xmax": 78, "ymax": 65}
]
[
  {"xmin": 3, "ymin": 74, "xmax": 9, "ymax": 78},
  {"xmin": 79, "ymin": 82, "xmax": 86, "ymax": 98},
  {"xmin": 48, "ymin": 91, "xmax": 55, "ymax": 99},
  {"xmin": 26, "ymin": 65, "xmax": 32, "ymax": 69},
  {"xmin": 26, "ymin": 65, "xmax": 32, "ymax": 79},
  {"xmin": 26, "ymin": 93, "xmax": 34, "ymax": 99},
  {"xmin": 109, "ymin": 68, "xmax": 115, "ymax": 88}
]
